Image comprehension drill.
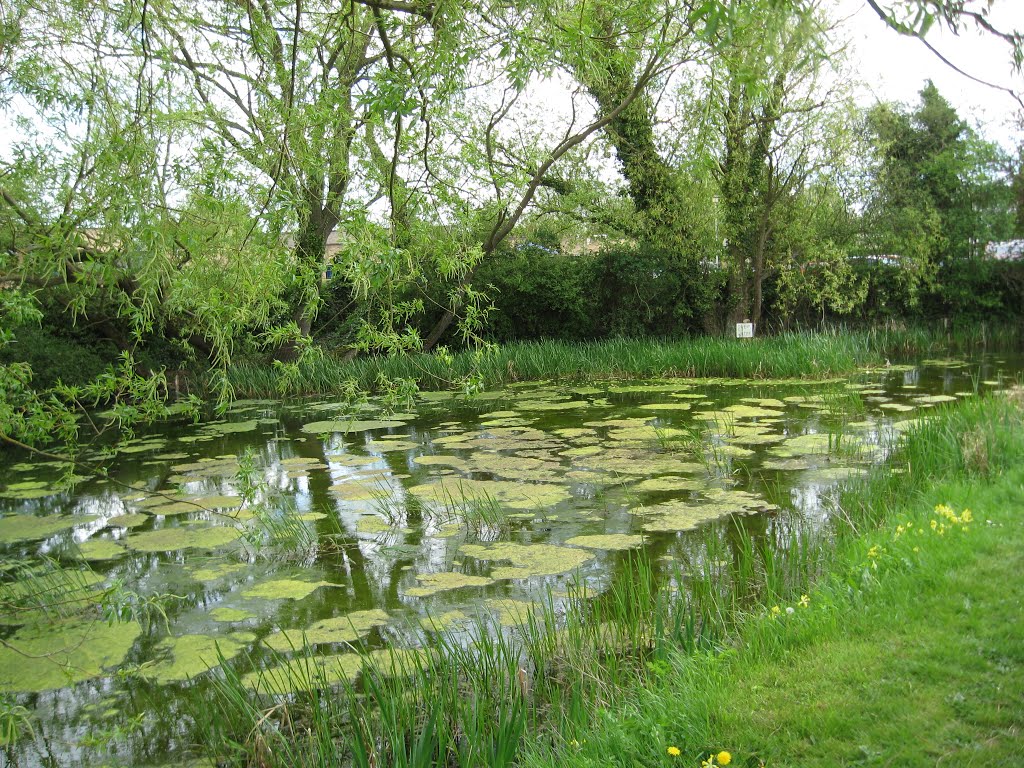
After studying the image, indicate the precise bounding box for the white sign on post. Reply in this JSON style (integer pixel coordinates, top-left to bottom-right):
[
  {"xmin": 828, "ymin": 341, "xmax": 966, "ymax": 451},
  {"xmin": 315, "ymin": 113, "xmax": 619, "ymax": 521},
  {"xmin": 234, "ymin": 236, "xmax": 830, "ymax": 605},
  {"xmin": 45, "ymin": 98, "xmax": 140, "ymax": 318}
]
[{"xmin": 735, "ymin": 322, "xmax": 754, "ymax": 339}]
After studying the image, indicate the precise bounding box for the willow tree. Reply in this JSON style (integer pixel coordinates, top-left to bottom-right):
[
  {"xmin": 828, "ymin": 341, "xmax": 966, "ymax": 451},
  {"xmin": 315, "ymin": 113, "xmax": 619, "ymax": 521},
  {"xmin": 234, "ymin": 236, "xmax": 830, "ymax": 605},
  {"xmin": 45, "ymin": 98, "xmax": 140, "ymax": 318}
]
[{"xmin": 709, "ymin": 1, "xmax": 857, "ymax": 328}]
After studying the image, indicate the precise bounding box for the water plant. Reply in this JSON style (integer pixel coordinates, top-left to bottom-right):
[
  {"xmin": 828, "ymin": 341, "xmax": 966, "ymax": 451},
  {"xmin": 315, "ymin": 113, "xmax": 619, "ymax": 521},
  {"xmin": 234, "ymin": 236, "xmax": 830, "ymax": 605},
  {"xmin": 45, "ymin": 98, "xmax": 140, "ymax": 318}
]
[{"xmin": 225, "ymin": 331, "xmax": 881, "ymax": 398}]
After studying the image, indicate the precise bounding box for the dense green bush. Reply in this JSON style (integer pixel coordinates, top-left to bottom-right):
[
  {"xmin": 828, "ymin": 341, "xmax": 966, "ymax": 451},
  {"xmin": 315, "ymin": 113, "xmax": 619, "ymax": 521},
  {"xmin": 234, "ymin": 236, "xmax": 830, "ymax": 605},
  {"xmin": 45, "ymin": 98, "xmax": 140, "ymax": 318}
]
[
  {"xmin": 474, "ymin": 245, "xmax": 1024, "ymax": 344},
  {"xmin": 592, "ymin": 245, "xmax": 722, "ymax": 337},
  {"xmin": 475, "ymin": 243, "xmax": 722, "ymax": 342},
  {"xmin": 475, "ymin": 245, "xmax": 598, "ymax": 341},
  {"xmin": 0, "ymin": 324, "xmax": 120, "ymax": 389},
  {"xmin": 922, "ymin": 259, "xmax": 1024, "ymax": 322}
]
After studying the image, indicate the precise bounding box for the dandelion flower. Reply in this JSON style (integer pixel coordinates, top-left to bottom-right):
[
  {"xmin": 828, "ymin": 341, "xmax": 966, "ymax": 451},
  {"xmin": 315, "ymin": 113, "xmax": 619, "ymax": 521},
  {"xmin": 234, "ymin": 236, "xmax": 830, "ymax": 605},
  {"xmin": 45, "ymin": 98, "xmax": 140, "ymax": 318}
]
[
  {"xmin": 717, "ymin": 751, "xmax": 732, "ymax": 765},
  {"xmin": 667, "ymin": 746, "xmax": 681, "ymax": 757},
  {"xmin": 786, "ymin": 606, "xmax": 795, "ymax": 615}
]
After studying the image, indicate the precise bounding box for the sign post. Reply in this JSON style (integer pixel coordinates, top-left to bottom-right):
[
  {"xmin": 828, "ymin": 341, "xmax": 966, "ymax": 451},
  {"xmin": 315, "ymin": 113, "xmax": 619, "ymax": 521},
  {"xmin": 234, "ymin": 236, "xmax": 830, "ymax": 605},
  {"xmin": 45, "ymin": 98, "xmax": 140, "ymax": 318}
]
[{"xmin": 735, "ymin": 320, "xmax": 754, "ymax": 339}]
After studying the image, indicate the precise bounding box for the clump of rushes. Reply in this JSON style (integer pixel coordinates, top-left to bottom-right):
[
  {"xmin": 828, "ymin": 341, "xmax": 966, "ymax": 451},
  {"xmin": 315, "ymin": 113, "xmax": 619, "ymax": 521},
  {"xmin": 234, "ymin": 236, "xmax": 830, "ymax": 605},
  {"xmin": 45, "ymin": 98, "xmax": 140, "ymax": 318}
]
[{"xmin": 225, "ymin": 330, "xmax": 880, "ymax": 398}]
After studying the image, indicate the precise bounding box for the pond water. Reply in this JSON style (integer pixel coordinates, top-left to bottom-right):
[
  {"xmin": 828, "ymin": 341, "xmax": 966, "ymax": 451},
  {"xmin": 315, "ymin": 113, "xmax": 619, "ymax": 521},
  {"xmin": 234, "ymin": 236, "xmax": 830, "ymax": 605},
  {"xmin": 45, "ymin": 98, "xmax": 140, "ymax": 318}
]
[{"xmin": 0, "ymin": 354, "xmax": 1020, "ymax": 767}]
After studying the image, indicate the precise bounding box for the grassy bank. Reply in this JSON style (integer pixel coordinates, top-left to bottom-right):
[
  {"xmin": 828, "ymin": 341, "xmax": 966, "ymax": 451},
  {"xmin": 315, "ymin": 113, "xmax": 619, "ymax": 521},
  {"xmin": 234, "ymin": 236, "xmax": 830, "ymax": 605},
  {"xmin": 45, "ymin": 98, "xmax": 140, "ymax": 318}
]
[
  {"xmin": 225, "ymin": 323, "xmax": 1023, "ymax": 399},
  {"xmin": 522, "ymin": 392, "xmax": 1024, "ymax": 767},
  {"xmin": 188, "ymin": 392, "xmax": 1024, "ymax": 766}
]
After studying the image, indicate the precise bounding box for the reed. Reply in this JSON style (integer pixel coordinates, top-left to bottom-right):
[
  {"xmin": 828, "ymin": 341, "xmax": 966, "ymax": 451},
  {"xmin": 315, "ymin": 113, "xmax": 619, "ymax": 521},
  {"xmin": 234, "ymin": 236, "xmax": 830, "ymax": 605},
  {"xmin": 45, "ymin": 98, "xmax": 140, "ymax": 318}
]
[{"xmin": 225, "ymin": 330, "xmax": 880, "ymax": 399}]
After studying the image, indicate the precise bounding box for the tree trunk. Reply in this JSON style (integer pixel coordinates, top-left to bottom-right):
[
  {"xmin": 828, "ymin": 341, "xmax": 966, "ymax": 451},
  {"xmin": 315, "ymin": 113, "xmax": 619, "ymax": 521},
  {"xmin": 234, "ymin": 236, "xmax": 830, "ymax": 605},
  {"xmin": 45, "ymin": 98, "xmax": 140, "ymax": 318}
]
[{"xmin": 275, "ymin": 207, "xmax": 339, "ymax": 362}]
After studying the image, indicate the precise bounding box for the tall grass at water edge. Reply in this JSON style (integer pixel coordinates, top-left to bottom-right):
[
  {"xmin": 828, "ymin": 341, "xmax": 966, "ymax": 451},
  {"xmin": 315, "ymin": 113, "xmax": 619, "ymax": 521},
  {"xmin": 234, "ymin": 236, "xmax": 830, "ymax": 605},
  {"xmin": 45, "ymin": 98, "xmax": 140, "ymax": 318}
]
[
  {"xmin": 858, "ymin": 319, "xmax": 1023, "ymax": 358},
  {"xmin": 227, "ymin": 331, "xmax": 876, "ymax": 398},
  {"xmin": 225, "ymin": 322, "xmax": 1023, "ymax": 399},
  {"xmin": 187, "ymin": 388, "xmax": 1024, "ymax": 767}
]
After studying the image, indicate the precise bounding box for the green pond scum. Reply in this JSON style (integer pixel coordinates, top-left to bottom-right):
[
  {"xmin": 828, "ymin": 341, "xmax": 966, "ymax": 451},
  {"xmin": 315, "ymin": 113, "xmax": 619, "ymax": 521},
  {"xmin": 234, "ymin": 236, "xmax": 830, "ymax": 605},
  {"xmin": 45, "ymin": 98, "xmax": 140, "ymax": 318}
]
[{"xmin": 0, "ymin": 354, "xmax": 1020, "ymax": 767}]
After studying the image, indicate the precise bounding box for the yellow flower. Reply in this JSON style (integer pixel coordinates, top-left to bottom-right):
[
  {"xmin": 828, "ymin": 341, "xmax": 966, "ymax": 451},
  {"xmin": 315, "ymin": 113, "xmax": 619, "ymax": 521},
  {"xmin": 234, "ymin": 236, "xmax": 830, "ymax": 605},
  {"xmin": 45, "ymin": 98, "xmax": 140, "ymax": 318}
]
[
  {"xmin": 770, "ymin": 605, "xmax": 781, "ymax": 616},
  {"xmin": 930, "ymin": 519, "xmax": 938, "ymax": 530},
  {"xmin": 700, "ymin": 759, "xmax": 715, "ymax": 768},
  {"xmin": 667, "ymin": 746, "xmax": 681, "ymax": 757},
  {"xmin": 961, "ymin": 509, "xmax": 973, "ymax": 523},
  {"xmin": 717, "ymin": 751, "xmax": 732, "ymax": 765},
  {"xmin": 867, "ymin": 545, "xmax": 880, "ymax": 559},
  {"xmin": 798, "ymin": 594, "xmax": 810, "ymax": 608}
]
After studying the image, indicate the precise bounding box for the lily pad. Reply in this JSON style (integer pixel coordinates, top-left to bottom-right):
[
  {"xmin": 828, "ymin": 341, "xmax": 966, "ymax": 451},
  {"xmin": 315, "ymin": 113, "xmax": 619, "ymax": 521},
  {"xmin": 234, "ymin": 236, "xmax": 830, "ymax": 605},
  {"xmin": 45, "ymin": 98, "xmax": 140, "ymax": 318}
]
[
  {"xmin": 107, "ymin": 513, "xmax": 149, "ymax": 528},
  {"xmin": 409, "ymin": 478, "xmax": 571, "ymax": 510},
  {"xmin": 355, "ymin": 516, "xmax": 392, "ymax": 534},
  {"xmin": 190, "ymin": 562, "xmax": 249, "ymax": 581},
  {"xmin": 366, "ymin": 440, "xmax": 418, "ymax": 452},
  {"xmin": 329, "ymin": 480, "xmax": 391, "ymax": 501},
  {"xmin": 326, "ymin": 453, "xmax": 378, "ymax": 467},
  {"xmin": 0, "ymin": 569, "xmax": 106, "ymax": 626},
  {"xmin": 480, "ymin": 598, "xmax": 537, "ymax": 626},
  {"xmin": 631, "ymin": 476, "xmax": 705, "ymax": 493},
  {"xmin": 201, "ymin": 420, "xmax": 260, "ymax": 434},
  {"xmin": 413, "ymin": 455, "xmax": 471, "ymax": 471},
  {"xmin": 420, "ymin": 610, "xmax": 470, "ymax": 630},
  {"xmin": 913, "ymin": 394, "xmax": 957, "ymax": 404},
  {"xmin": 190, "ymin": 495, "xmax": 244, "ymax": 510},
  {"xmin": 0, "ymin": 484, "xmax": 63, "ymax": 500},
  {"xmin": 242, "ymin": 649, "xmax": 421, "ymax": 694},
  {"xmin": 637, "ymin": 502, "xmax": 736, "ymax": 533}
]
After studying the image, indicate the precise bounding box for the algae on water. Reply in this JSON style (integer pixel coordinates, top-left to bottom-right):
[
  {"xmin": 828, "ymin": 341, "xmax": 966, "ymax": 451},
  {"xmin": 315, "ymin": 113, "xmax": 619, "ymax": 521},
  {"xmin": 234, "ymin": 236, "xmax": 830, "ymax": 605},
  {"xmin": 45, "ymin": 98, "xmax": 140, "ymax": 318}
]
[
  {"xmin": 405, "ymin": 572, "xmax": 495, "ymax": 597},
  {"xmin": 0, "ymin": 618, "xmax": 141, "ymax": 693},
  {"xmin": 141, "ymin": 632, "xmax": 253, "ymax": 684},
  {"xmin": 0, "ymin": 514, "xmax": 98, "ymax": 543},
  {"xmin": 565, "ymin": 534, "xmax": 644, "ymax": 550},
  {"xmin": 125, "ymin": 525, "xmax": 242, "ymax": 553},
  {"xmin": 262, "ymin": 610, "xmax": 390, "ymax": 651},
  {"xmin": 459, "ymin": 542, "xmax": 594, "ymax": 579},
  {"xmin": 242, "ymin": 578, "xmax": 341, "ymax": 601}
]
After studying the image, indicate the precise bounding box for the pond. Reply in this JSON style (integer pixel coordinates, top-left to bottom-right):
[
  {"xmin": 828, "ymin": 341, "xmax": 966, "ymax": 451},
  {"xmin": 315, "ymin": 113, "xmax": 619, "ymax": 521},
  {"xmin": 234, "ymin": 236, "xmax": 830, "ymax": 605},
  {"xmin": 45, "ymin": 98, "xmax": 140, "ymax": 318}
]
[{"xmin": 0, "ymin": 354, "xmax": 1020, "ymax": 767}]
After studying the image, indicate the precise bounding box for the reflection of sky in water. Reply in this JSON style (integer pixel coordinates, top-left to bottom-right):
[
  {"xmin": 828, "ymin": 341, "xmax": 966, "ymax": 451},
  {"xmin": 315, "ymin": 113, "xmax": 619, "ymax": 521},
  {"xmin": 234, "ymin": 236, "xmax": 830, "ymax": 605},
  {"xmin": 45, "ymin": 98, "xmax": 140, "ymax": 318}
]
[{"xmin": 0, "ymin": 356, "xmax": 1021, "ymax": 767}]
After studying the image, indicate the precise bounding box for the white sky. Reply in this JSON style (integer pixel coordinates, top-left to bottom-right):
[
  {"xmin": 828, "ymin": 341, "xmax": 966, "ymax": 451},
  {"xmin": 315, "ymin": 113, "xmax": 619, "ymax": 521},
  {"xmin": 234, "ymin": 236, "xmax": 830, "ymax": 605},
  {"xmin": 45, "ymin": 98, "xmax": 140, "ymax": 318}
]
[{"xmin": 837, "ymin": 0, "xmax": 1024, "ymax": 150}]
